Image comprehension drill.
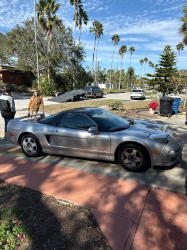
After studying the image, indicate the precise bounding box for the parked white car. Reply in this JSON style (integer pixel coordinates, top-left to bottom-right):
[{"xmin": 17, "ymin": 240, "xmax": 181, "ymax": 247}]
[{"xmin": 131, "ymin": 89, "xmax": 146, "ymax": 100}]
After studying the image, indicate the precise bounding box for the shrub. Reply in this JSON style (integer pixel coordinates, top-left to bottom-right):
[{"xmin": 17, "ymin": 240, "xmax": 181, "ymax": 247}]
[
  {"xmin": 110, "ymin": 101, "xmax": 123, "ymax": 110},
  {"xmin": 39, "ymin": 74, "xmax": 54, "ymax": 96},
  {"xmin": 0, "ymin": 207, "xmax": 32, "ymax": 250},
  {"xmin": 32, "ymin": 79, "xmax": 38, "ymax": 90},
  {"xmin": 15, "ymin": 85, "xmax": 28, "ymax": 93}
]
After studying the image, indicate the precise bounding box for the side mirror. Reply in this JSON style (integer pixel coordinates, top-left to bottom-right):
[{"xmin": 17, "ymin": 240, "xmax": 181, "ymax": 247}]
[{"xmin": 88, "ymin": 127, "xmax": 100, "ymax": 135}]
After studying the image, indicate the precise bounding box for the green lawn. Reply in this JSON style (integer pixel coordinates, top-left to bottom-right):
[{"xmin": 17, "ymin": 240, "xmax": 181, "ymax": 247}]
[{"xmin": 44, "ymin": 99, "xmax": 150, "ymax": 113}]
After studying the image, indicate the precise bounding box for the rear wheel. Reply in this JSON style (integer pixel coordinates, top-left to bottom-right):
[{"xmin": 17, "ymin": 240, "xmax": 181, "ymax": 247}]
[
  {"xmin": 93, "ymin": 94, "xmax": 96, "ymax": 99},
  {"xmin": 118, "ymin": 143, "xmax": 148, "ymax": 172},
  {"xmin": 20, "ymin": 134, "xmax": 42, "ymax": 157}
]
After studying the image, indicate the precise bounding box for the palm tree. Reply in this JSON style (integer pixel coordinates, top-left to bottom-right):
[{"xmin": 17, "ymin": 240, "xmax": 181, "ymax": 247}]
[
  {"xmin": 37, "ymin": 0, "xmax": 62, "ymax": 79},
  {"xmin": 119, "ymin": 45, "xmax": 127, "ymax": 90},
  {"xmin": 148, "ymin": 61, "xmax": 152, "ymax": 74},
  {"xmin": 139, "ymin": 59, "xmax": 144, "ymax": 86},
  {"xmin": 151, "ymin": 63, "xmax": 154, "ymax": 74},
  {"xmin": 179, "ymin": 5, "xmax": 187, "ymax": 46},
  {"xmin": 69, "ymin": 0, "xmax": 83, "ymax": 44},
  {"xmin": 90, "ymin": 21, "xmax": 103, "ymax": 75},
  {"xmin": 129, "ymin": 47, "xmax": 135, "ymax": 67},
  {"xmin": 95, "ymin": 22, "xmax": 104, "ymax": 82},
  {"xmin": 144, "ymin": 57, "xmax": 148, "ymax": 75},
  {"xmin": 127, "ymin": 46, "xmax": 135, "ymax": 88},
  {"xmin": 77, "ymin": 7, "xmax": 89, "ymax": 47},
  {"xmin": 110, "ymin": 34, "xmax": 120, "ymax": 84},
  {"xmin": 176, "ymin": 42, "xmax": 184, "ymax": 65}
]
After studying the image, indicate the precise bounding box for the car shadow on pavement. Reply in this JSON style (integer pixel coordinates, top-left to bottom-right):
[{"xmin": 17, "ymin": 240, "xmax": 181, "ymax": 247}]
[{"xmin": 0, "ymin": 151, "xmax": 187, "ymax": 249}]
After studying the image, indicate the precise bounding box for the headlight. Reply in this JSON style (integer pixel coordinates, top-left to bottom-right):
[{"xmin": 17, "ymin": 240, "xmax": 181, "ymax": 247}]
[
  {"xmin": 168, "ymin": 150, "xmax": 175, "ymax": 155},
  {"xmin": 151, "ymin": 137, "xmax": 168, "ymax": 144}
]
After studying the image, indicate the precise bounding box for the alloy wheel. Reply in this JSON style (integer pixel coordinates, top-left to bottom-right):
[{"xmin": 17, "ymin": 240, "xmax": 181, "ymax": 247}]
[
  {"xmin": 121, "ymin": 148, "xmax": 143, "ymax": 169},
  {"xmin": 22, "ymin": 137, "xmax": 37, "ymax": 156}
]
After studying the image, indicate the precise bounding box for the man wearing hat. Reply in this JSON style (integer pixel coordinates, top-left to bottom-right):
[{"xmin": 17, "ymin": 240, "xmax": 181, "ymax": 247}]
[{"xmin": 0, "ymin": 86, "xmax": 16, "ymax": 137}]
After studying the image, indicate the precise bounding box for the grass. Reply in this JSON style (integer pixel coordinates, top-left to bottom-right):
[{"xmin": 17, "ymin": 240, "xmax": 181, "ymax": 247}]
[
  {"xmin": 145, "ymin": 91, "xmax": 157, "ymax": 96},
  {"xmin": 103, "ymin": 89, "xmax": 127, "ymax": 93},
  {"xmin": 44, "ymin": 99, "xmax": 125, "ymax": 113},
  {"xmin": 123, "ymin": 100, "xmax": 150, "ymax": 110},
  {"xmin": 44, "ymin": 99, "xmax": 151, "ymax": 114}
]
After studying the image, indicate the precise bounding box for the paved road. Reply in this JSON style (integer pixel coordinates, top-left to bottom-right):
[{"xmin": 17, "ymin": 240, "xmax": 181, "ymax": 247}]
[
  {"xmin": 10, "ymin": 92, "xmax": 136, "ymax": 111},
  {"xmin": 0, "ymin": 110, "xmax": 186, "ymax": 194}
]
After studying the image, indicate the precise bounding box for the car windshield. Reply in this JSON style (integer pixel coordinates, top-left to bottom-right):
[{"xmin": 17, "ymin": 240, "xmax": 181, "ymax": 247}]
[
  {"xmin": 133, "ymin": 90, "xmax": 142, "ymax": 92},
  {"xmin": 88, "ymin": 109, "xmax": 130, "ymax": 132},
  {"xmin": 83, "ymin": 87, "xmax": 92, "ymax": 91}
]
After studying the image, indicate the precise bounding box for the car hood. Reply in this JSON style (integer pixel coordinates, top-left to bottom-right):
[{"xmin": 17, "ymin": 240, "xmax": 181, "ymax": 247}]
[{"xmin": 129, "ymin": 119, "xmax": 169, "ymax": 136}]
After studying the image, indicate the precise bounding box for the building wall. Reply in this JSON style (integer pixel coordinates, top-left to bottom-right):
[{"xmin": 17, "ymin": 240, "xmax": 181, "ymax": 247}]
[{"xmin": 2, "ymin": 71, "xmax": 33, "ymax": 86}]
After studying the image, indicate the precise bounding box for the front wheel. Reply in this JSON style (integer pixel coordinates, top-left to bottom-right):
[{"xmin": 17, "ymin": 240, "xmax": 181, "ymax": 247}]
[
  {"xmin": 20, "ymin": 134, "xmax": 42, "ymax": 157},
  {"xmin": 118, "ymin": 143, "xmax": 148, "ymax": 172}
]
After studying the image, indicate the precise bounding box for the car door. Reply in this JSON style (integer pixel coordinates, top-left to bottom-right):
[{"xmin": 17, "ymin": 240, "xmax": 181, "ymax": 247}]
[{"xmin": 51, "ymin": 112, "xmax": 111, "ymax": 159}]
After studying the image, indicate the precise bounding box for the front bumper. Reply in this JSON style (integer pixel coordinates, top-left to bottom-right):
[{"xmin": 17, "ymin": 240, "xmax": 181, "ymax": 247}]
[{"xmin": 152, "ymin": 133, "xmax": 183, "ymax": 167}]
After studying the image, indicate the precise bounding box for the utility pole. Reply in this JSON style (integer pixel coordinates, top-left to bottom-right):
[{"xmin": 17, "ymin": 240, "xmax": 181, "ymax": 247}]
[{"xmin": 34, "ymin": 0, "xmax": 40, "ymax": 89}]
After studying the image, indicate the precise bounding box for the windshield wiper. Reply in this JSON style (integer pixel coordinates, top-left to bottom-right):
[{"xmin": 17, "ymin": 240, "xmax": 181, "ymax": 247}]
[{"xmin": 110, "ymin": 127, "xmax": 128, "ymax": 132}]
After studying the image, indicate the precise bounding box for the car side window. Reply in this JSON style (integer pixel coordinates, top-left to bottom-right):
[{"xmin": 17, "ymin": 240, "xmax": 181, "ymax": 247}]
[{"xmin": 59, "ymin": 113, "xmax": 97, "ymax": 130}]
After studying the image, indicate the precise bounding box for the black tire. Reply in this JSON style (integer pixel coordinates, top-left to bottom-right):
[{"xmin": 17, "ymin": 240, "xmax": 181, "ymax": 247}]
[
  {"xmin": 20, "ymin": 134, "xmax": 42, "ymax": 157},
  {"xmin": 118, "ymin": 143, "xmax": 148, "ymax": 172},
  {"xmin": 93, "ymin": 94, "xmax": 96, "ymax": 99}
]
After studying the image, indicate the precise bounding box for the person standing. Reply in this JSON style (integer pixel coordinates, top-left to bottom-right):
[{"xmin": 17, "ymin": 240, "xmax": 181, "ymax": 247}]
[
  {"xmin": 27, "ymin": 90, "xmax": 44, "ymax": 116},
  {"xmin": 0, "ymin": 86, "xmax": 16, "ymax": 137}
]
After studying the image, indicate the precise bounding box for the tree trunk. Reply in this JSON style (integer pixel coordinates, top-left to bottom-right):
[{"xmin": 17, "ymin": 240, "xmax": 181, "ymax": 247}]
[
  {"xmin": 74, "ymin": 5, "xmax": 78, "ymax": 44},
  {"xmin": 91, "ymin": 35, "xmax": 96, "ymax": 75},
  {"xmin": 110, "ymin": 45, "xmax": 115, "ymax": 89},
  {"xmin": 139, "ymin": 66, "xmax": 142, "ymax": 86},
  {"xmin": 129, "ymin": 54, "xmax": 132, "ymax": 67},
  {"xmin": 119, "ymin": 54, "xmax": 123, "ymax": 90},
  {"xmin": 34, "ymin": 0, "xmax": 39, "ymax": 89},
  {"xmin": 117, "ymin": 53, "xmax": 119, "ymax": 87},
  {"xmin": 78, "ymin": 25, "xmax": 82, "ymax": 48},
  {"xmin": 95, "ymin": 40, "xmax": 99, "ymax": 84},
  {"xmin": 47, "ymin": 35, "xmax": 51, "ymax": 79}
]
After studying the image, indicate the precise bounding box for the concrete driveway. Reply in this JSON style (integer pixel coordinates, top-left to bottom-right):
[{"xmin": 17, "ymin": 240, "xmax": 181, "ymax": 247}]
[{"xmin": 0, "ymin": 110, "xmax": 186, "ymax": 195}]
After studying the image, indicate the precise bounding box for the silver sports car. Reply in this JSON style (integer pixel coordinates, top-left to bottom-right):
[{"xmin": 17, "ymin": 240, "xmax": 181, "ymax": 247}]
[{"xmin": 6, "ymin": 108, "xmax": 183, "ymax": 172}]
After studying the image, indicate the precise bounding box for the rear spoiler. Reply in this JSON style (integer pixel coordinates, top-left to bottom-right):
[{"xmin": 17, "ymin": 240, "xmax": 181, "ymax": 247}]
[{"xmin": 15, "ymin": 113, "xmax": 48, "ymax": 121}]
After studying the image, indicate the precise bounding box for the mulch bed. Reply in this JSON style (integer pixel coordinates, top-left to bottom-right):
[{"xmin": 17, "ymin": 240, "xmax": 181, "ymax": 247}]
[
  {"xmin": 0, "ymin": 180, "xmax": 112, "ymax": 250},
  {"xmin": 112, "ymin": 108, "xmax": 186, "ymax": 120}
]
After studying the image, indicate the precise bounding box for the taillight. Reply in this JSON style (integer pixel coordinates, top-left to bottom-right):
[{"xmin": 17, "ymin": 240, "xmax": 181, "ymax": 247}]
[
  {"xmin": 91, "ymin": 91, "xmax": 93, "ymax": 94},
  {"xmin": 11, "ymin": 134, "xmax": 14, "ymax": 136}
]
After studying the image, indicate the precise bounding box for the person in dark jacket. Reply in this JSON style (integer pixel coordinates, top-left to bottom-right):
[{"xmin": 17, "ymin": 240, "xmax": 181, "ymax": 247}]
[{"xmin": 0, "ymin": 86, "xmax": 16, "ymax": 137}]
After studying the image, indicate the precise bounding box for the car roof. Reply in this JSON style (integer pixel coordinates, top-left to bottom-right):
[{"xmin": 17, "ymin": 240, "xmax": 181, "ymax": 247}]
[
  {"xmin": 133, "ymin": 89, "xmax": 143, "ymax": 90},
  {"xmin": 62, "ymin": 107, "xmax": 99, "ymax": 114}
]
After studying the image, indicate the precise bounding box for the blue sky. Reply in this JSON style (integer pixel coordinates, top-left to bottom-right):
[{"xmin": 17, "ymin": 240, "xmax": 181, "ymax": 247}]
[{"xmin": 0, "ymin": 0, "xmax": 186, "ymax": 75}]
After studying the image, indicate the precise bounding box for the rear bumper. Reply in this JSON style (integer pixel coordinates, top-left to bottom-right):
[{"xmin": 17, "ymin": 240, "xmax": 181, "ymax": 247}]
[{"xmin": 131, "ymin": 95, "xmax": 144, "ymax": 99}]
